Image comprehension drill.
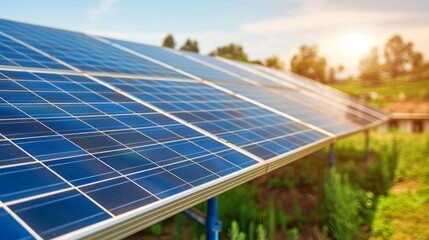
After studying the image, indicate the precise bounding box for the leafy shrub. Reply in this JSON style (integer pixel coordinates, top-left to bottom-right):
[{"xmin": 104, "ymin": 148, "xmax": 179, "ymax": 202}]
[
  {"xmin": 256, "ymin": 224, "xmax": 267, "ymax": 240},
  {"xmin": 324, "ymin": 169, "xmax": 368, "ymax": 240},
  {"xmin": 287, "ymin": 227, "xmax": 299, "ymax": 240},
  {"xmin": 229, "ymin": 221, "xmax": 246, "ymax": 240},
  {"xmin": 267, "ymin": 201, "xmax": 276, "ymax": 240},
  {"xmin": 149, "ymin": 223, "xmax": 163, "ymax": 236}
]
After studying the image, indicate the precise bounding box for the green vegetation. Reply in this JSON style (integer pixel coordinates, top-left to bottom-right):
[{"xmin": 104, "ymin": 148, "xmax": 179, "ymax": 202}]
[
  {"xmin": 229, "ymin": 221, "xmax": 246, "ymax": 240},
  {"xmin": 290, "ymin": 45, "xmax": 328, "ymax": 83},
  {"xmin": 209, "ymin": 43, "xmax": 249, "ymax": 62},
  {"xmin": 371, "ymin": 133, "xmax": 429, "ymax": 240},
  {"xmin": 324, "ymin": 169, "xmax": 371, "ymax": 240},
  {"xmin": 162, "ymin": 34, "xmax": 176, "ymax": 49},
  {"xmin": 180, "ymin": 39, "xmax": 199, "ymax": 53},
  {"xmin": 127, "ymin": 132, "xmax": 428, "ymax": 240}
]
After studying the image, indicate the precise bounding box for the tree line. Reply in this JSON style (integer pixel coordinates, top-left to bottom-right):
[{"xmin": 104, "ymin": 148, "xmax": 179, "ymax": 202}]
[
  {"xmin": 162, "ymin": 34, "xmax": 427, "ymax": 84},
  {"xmin": 359, "ymin": 35, "xmax": 424, "ymax": 84},
  {"xmin": 161, "ymin": 34, "xmax": 284, "ymax": 70}
]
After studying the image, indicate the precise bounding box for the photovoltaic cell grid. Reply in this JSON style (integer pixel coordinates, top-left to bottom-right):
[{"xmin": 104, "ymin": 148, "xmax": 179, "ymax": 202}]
[
  {"xmin": 180, "ymin": 51, "xmax": 285, "ymax": 87},
  {"xmin": 103, "ymin": 39, "xmax": 384, "ymax": 133},
  {"xmin": 107, "ymin": 36, "xmax": 378, "ymax": 127},
  {"xmin": 0, "ymin": 19, "xmax": 188, "ymax": 78},
  {"xmin": 97, "ymin": 76, "xmax": 329, "ymax": 160},
  {"xmin": 0, "ymin": 70, "xmax": 258, "ymax": 239},
  {"xmin": 250, "ymin": 64, "xmax": 387, "ymax": 120},
  {"xmin": 173, "ymin": 51, "xmax": 383, "ymax": 134},
  {"xmin": 219, "ymin": 83, "xmax": 363, "ymax": 134},
  {"xmin": 107, "ymin": 38, "xmax": 244, "ymax": 83},
  {"xmin": 0, "ymin": 33, "xmax": 70, "ymax": 70}
]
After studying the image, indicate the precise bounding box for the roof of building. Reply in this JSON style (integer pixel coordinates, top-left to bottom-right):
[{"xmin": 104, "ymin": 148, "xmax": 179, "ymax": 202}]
[{"xmin": 385, "ymin": 101, "xmax": 429, "ymax": 119}]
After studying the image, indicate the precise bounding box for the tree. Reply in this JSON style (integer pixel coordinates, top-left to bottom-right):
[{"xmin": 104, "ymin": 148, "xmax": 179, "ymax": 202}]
[
  {"xmin": 290, "ymin": 45, "xmax": 327, "ymax": 83},
  {"xmin": 327, "ymin": 65, "xmax": 345, "ymax": 83},
  {"xmin": 209, "ymin": 43, "xmax": 248, "ymax": 62},
  {"xmin": 179, "ymin": 39, "xmax": 199, "ymax": 53},
  {"xmin": 359, "ymin": 47, "xmax": 382, "ymax": 84},
  {"xmin": 162, "ymin": 34, "xmax": 176, "ymax": 49},
  {"xmin": 412, "ymin": 52, "xmax": 423, "ymax": 69},
  {"xmin": 328, "ymin": 67, "xmax": 336, "ymax": 83},
  {"xmin": 264, "ymin": 55, "xmax": 284, "ymax": 70},
  {"xmin": 384, "ymin": 34, "xmax": 416, "ymax": 78}
]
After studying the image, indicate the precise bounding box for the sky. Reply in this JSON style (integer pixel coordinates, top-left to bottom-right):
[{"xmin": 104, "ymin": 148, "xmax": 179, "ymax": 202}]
[{"xmin": 1, "ymin": 0, "xmax": 428, "ymax": 75}]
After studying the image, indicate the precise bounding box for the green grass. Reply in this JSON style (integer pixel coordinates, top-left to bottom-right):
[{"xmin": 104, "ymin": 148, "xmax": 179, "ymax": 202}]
[
  {"xmin": 369, "ymin": 133, "xmax": 429, "ymax": 240},
  {"xmin": 371, "ymin": 190, "xmax": 429, "ymax": 240}
]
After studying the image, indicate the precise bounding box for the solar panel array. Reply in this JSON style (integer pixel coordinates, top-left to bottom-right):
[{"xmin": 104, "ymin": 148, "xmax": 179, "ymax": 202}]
[{"xmin": 0, "ymin": 19, "xmax": 388, "ymax": 239}]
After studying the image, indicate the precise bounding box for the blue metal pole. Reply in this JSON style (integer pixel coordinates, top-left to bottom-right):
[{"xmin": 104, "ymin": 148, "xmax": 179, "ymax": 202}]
[
  {"xmin": 364, "ymin": 130, "xmax": 370, "ymax": 161},
  {"xmin": 328, "ymin": 143, "xmax": 335, "ymax": 168},
  {"xmin": 206, "ymin": 197, "xmax": 219, "ymax": 240}
]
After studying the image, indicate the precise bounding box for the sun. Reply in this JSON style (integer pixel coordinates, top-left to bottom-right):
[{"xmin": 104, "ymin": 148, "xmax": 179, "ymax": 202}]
[{"xmin": 341, "ymin": 33, "xmax": 372, "ymax": 58}]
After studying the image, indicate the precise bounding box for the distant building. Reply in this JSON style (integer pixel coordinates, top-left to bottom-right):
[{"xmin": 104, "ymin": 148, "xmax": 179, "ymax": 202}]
[{"xmin": 377, "ymin": 101, "xmax": 429, "ymax": 133}]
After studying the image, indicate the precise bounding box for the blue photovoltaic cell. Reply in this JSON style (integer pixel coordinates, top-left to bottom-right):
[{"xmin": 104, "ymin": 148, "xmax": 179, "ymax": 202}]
[
  {"xmin": 0, "ymin": 163, "xmax": 68, "ymax": 202},
  {"xmin": 80, "ymin": 177, "xmax": 158, "ymax": 215},
  {"xmin": 0, "ymin": 19, "xmax": 189, "ymax": 78},
  {"xmin": 10, "ymin": 190, "xmax": 111, "ymax": 239},
  {"xmin": 94, "ymin": 149, "xmax": 157, "ymax": 175},
  {"xmin": 0, "ymin": 33, "xmax": 69, "ymax": 70},
  {"xmin": 108, "ymin": 38, "xmax": 243, "ymax": 83},
  {"xmin": 97, "ymin": 76, "xmax": 329, "ymax": 160},
  {"xmin": 45, "ymin": 155, "xmax": 120, "ymax": 186},
  {"xmin": 164, "ymin": 161, "xmax": 219, "ymax": 186},
  {"xmin": 0, "ymin": 103, "xmax": 28, "ymax": 119},
  {"xmin": 0, "ymin": 119, "xmax": 56, "ymax": 139},
  {"xmin": 129, "ymin": 168, "xmax": 192, "ymax": 199},
  {"xmin": 14, "ymin": 135, "xmax": 87, "ymax": 161},
  {"xmin": 0, "ymin": 69, "xmax": 258, "ymax": 238},
  {"xmin": 0, "ymin": 208, "xmax": 34, "ymax": 240},
  {"xmin": 0, "ymin": 139, "xmax": 34, "ymax": 166}
]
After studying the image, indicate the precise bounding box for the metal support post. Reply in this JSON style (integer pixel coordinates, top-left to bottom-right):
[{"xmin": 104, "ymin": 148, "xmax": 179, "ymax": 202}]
[
  {"xmin": 206, "ymin": 197, "xmax": 220, "ymax": 240},
  {"xmin": 364, "ymin": 130, "xmax": 370, "ymax": 161},
  {"xmin": 328, "ymin": 143, "xmax": 336, "ymax": 168}
]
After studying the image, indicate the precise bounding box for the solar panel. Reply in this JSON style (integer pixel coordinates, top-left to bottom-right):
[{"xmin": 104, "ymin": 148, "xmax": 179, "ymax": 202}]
[
  {"xmin": 0, "ymin": 19, "xmax": 388, "ymax": 239},
  {"xmin": 106, "ymin": 38, "xmax": 245, "ymax": 83},
  {"xmin": 172, "ymin": 52, "xmax": 386, "ymax": 135},
  {"xmin": 248, "ymin": 64, "xmax": 388, "ymax": 121},
  {"xmin": 218, "ymin": 83, "xmax": 361, "ymax": 135},
  {"xmin": 101, "ymin": 39, "xmax": 375, "ymax": 135},
  {"xmin": 95, "ymin": 75, "xmax": 330, "ymax": 160},
  {"xmin": 179, "ymin": 51, "xmax": 285, "ymax": 87},
  {"xmin": 0, "ymin": 32, "xmax": 70, "ymax": 70},
  {"xmin": 0, "ymin": 69, "xmax": 260, "ymax": 238},
  {"xmin": 0, "ymin": 19, "xmax": 188, "ymax": 78}
]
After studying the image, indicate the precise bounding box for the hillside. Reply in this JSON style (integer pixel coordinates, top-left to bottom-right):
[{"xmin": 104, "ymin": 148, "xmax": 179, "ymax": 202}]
[{"xmin": 329, "ymin": 76, "xmax": 429, "ymax": 108}]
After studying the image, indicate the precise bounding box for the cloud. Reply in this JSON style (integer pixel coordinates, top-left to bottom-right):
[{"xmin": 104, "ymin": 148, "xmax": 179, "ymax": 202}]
[
  {"xmin": 242, "ymin": 10, "xmax": 426, "ymax": 35},
  {"xmin": 239, "ymin": 5, "xmax": 429, "ymax": 74},
  {"xmin": 89, "ymin": 0, "xmax": 119, "ymax": 22}
]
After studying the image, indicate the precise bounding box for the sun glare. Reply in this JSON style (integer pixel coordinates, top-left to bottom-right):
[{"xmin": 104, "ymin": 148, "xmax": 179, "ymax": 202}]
[{"xmin": 342, "ymin": 33, "xmax": 371, "ymax": 58}]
